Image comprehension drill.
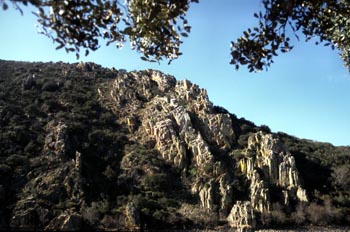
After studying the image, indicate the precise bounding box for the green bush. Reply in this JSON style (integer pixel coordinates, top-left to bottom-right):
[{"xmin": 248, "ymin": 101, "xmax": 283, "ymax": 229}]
[
  {"xmin": 42, "ymin": 81, "xmax": 60, "ymax": 92},
  {"xmin": 0, "ymin": 164, "xmax": 11, "ymax": 175},
  {"xmin": 6, "ymin": 154, "xmax": 28, "ymax": 167},
  {"xmin": 143, "ymin": 173, "xmax": 169, "ymax": 192}
]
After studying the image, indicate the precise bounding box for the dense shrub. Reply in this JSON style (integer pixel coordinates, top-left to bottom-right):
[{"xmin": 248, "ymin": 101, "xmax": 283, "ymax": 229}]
[
  {"xmin": 143, "ymin": 173, "xmax": 170, "ymax": 192},
  {"xmin": 0, "ymin": 60, "xmax": 350, "ymax": 230},
  {"xmin": 41, "ymin": 81, "xmax": 60, "ymax": 92},
  {"xmin": 6, "ymin": 154, "xmax": 28, "ymax": 167},
  {"xmin": 0, "ymin": 164, "xmax": 11, "ymax": 175}
]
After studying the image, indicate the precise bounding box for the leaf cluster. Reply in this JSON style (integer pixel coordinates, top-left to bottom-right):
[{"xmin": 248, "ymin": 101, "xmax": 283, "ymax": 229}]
[
  {"xmin": 231, "ymin": 0, "xmax": 350, "ymax": 72},
  {"xmin": 125, "ymin": 0, "xmax": 197, "ymax": 63},
  {"xmin": 3, "ymin": 0, "xmax": 198, "ymax": 62}
]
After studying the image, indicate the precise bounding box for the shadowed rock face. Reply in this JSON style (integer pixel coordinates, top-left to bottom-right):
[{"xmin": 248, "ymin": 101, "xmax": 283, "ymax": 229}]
[{"xmin": 0, "ymin": 60, "xmax": 347, "ymax": 231}]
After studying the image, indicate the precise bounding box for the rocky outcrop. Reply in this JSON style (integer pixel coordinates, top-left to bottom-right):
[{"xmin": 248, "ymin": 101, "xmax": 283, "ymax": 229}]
[
  {"xmin": 198, "ymin": 180, "xmax": 215, "ymax": 210},
  {"xmin": 236, "ymin": 132, "xmax": 308, "ymax": 225},
  {"xmin": 107, "ymin": 72, "xmax": 239, "ymax": 219},
  {"xmin": 45, "ymin": 211, "xmax": 82, "ymax": 231},
  {"xmin": 108, "ymin": 70, "xmax": 310, "ymax": 229},
  {"xmin": 125, "ymin": 202, "xmax": 140, "ymax": 229},
  {"xmin": 250, "ymin": 169, "xmax": 271, "ymax": 213},
  {"xmin": 22, "ymin": 74, "xmax": 36, "ymax": 90},
  {"xmin": 44, "ymin": 121, "xmax": 69, "ymax": 158},
  {"xmin": 76, "ymin": 61, "xmax": 100, "ymax": 72},
  {"xmin": 145, "ymin": 116, "xmax": 187, "ymax": 169},
  {"xmin": 242, "ymin": 132, "xmax": 303, "ymax": 189},
  {"xmin": 9, "ymin": 161, "xmax": 83, "ymax": 230},
  {"xmin": 219, "ymin": 174, "xmax": 234, "ymax": 214},
  {"xmin": 227, "ymin": 201, "xmax": 256, "ymax": 230},
  {"xmin": 9, "ymin": 119, "xmax": 84, "ymax": 231},
  {"xmin": 1, "ymin": 60, "xmax": 328, "ymax": 231}
]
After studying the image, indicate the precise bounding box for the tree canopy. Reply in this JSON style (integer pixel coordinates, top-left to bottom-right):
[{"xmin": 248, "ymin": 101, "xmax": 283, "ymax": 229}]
[
  {"xmin": 230, "ymin": 0, "xmax": 350, "ymax": 72},
  {"xmin": 2, "ymin": 0, "xmax": 198, "ymax": 62},
  {"xmin": 2, "ymin": 0, "xmax": 350, "ymax": 71}
]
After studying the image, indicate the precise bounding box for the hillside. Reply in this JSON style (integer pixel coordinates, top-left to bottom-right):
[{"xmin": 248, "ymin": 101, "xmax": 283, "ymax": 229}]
[{"xmin": 0, "ymin": 60, "xmax": 349, "ymax": 231}]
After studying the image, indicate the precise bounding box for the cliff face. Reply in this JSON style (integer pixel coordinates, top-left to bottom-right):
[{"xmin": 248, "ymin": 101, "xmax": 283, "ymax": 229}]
[
  {"xmin": 0, "ymin": 60, "xmax": 349, "ymax": 231},
  {"xmin": 228, "ymin": 132, "xmax": 308, "ymax": 229}
]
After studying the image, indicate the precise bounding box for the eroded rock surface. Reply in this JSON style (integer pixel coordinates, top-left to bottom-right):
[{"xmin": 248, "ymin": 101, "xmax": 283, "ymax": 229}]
[
  {"xmin": 237, "ymin": 132, "xmax": 308, "ymax": 226},
  {"xmin": 227, "ymin": 201, "xmax": 256, "ymax": 231},
  {"xmin": 0, "ymin": 61, "xmax": 320, "ymax": 231},
  {"xmin": 91, "ymin": 70, "xmax": 312, "ymax": 230}
]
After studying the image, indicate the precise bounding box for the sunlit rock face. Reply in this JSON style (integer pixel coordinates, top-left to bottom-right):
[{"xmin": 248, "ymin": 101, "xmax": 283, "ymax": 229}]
[
  {"xmin": 238, "ymin": 132, "xmax": 308, "ymax": 218},
  {"xmin": 110, "ymin": 71, "xmax": 236, "ymax": 216},
  {"xmin": 227, "ymin": 201, "xmax": 256, "ymax": 230},
  {"xmin": 108, "ymin": 71, "xmax": 309, "ymax": 230},
  {"xmin": 0, "ymin": 60, "xmax": 321, "ymax": 231}
]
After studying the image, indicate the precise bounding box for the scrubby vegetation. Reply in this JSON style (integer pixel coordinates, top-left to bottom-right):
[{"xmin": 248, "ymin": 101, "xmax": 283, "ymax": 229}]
[{"xmin": 0, "ymin": 60, "xmax": 349, "ymax": 230}]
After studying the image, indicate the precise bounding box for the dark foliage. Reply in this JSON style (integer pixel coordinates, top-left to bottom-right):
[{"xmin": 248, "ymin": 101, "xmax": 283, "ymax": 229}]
[
  {"xmin": 2, "ymin": 0, "xmax": 198, "ymax": 62},
  {"xmin": 231, "ymin": 0, "xmax": 350, "ymax": 72},
  {"xmin": 0, "ymin": 60, "xmax": 349, "ymax": 230}
]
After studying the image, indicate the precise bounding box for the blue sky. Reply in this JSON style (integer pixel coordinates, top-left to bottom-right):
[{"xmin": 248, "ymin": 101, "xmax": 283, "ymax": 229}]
[{"xmin": 1, "ymin": 0, "xmax": 349, "ymax": 146}]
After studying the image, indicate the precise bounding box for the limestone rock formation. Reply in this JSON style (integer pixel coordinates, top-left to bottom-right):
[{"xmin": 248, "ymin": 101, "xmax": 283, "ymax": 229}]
[
  {"xmin": 1, "ymin": 60, "xmax": 340, "ymax": 232},
  {"xmin": 238, "ymin": 132, "xmax": 308, "ymax": 221},
  {"xmin": 227, "ymin": 201, "xmax": 256, "ymax": 230},
  {"xmin": 219, "ymin": 174, "xmax": 234, "ymax": 214}
]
